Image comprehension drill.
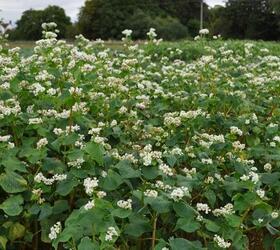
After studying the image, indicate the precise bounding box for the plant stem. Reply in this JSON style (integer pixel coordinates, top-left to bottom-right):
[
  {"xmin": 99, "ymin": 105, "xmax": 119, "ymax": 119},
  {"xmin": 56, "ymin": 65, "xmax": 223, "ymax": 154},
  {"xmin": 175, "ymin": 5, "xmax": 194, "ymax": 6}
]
[{"xmin": 152, "ymin": 214, "xmax": 158, "ymax": 250}]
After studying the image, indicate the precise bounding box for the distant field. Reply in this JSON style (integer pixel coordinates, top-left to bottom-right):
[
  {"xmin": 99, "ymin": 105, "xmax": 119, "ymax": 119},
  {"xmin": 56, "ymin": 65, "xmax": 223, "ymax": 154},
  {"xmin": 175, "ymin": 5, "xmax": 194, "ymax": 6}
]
[
  {"xmin": 8, "ymin": 40, "xmax": 130, "ymax": 56},
  {"xmin": 8, "ymin": 39, "xmax": 280, "ymax": 60}
]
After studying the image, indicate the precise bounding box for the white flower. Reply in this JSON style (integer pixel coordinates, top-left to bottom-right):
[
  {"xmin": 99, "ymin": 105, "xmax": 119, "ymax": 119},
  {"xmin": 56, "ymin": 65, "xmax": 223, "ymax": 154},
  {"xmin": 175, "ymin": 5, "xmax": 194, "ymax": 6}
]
[
  {"xmin": 48, "ymin": 222, "xmax": 62, "ymax": 241},
  {"xmin": 69, "ymin": 87, "xmax": 83, "ymax": 95},
  {"xmin": 170, "ymin": 187, "xmax": 189, "ymax": 201},
  {"xmin": 256, "ymin": 189, "xmax": 265, "ymax": 199},
  {"xmin": 196, "ymin": 215, "xmax": 203, "ymax": 221},
  {"xmin": 264, "ymin": 163, "xmax": 272, "ymax": 172},
  {"xmin": 122, "ymin": 29, "xmax": 132, "ymax": 37},
  {"xmin": 196, "ymin": 203, "xmax": 211, "ymax": 214},
  {"xmin": 84, "ymin": 200, "xmax": 95, "ymax": 210},
  {"xmin": 232, "ymin": 141, "xmax": 245, "ymax": 150},
  {"xmin": 97, "ymin": 191, "xmax": 107, "ymax": 198},
  {"xmin": 147, "ymin": 28, "xmax": 157, "ymax": 39},
  {"xmin": 159, "ymin": 163, "xmax": 173, "ymax": 176},
  {"xmin": 213, "ymin": 235, "xmax": 231, "ymax": 248},
  {"xmin": 271, "ymin": 211, "xmax": 279, "ymax": 219},
  {"xmin": 119, "ymin": 106, "xmax": 127, "ymax": 114},
  {"xmin": 117, "ymin": 199, "xmax": 132, "ymax": 210},
  {"xmin": 240, "ymin": 171, "xmax": 259, "ymax": 184},
  {"xmin": 213, "ymin": 203, "xmax": 234, "ymax": 216},
  {"xmin": 204, "ymin": 176, "xmax": 214, "ymax": 184},
  {"xmin": 53, "ymin": 128, "xmax": 64, "ymax": 135},
  {"xmin": 83, "ymin": 177, "xmax": 99, "ymax": 195},
  {"xmin": 201, "ymin": 158, "xmax": 213, "ymax": 165},
  {"xmin": 8, "ymin": 142, "xmax": 15, "ymax": 148},
  {"xmin": 101, "ymin": 171, "xmax": 107, "ymax": 177},
  {"xmin": 0, "ymin": 135, "xmax": 11, "ymax": 142},
  {"xmin": 67, "ymin": 158, "xmax": 85, "ymax": 168},
  {"xmin": 28, "ymin": 118, "xmax": 43, "ymax": 124},
  {"xmin": 230, "ymin": 126, "xmax": 243, "ymax": 136},
  {"xmin": 37, "ymin": 138, "xmax": 48, "ymax": 149},
  {"xmin": 144, "ymin": 189, "xmax": 158, "ymax": 198},
  {"xmin": 105, "ymin": 226, "xmax": 118, "ymax": 241},
  {"xmin": 199, "ymin": 28, "xmax": 209, "ymax": 35},
  {"xmin": 273, "ymin": 136, "xmax": 280, "ymax": 143},
  {"xmin": 34, "ymin": 172, "xmax": 67, "ymax": 185},
  {"xmin": 111, "ymin": 120, "xmax": 117, "ymax": 127}
]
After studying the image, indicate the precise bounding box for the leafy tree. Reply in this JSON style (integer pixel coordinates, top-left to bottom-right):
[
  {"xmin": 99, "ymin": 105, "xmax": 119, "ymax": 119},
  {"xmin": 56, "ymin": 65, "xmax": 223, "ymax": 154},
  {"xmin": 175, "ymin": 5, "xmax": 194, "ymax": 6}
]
[
  {"xmin": 155, "ymin": 0, "xmax": 210, "ymax": 31},
  {"xmin": 11, "ymin": 5, "xmax": 71, "ymax": 40},
  {"xmin": 212, "ymin": 0, "xmax": 279, "ymax": 40},
  {"xmin": 78, "ymin": 0, "xmax": 192, "ymax": 40}
]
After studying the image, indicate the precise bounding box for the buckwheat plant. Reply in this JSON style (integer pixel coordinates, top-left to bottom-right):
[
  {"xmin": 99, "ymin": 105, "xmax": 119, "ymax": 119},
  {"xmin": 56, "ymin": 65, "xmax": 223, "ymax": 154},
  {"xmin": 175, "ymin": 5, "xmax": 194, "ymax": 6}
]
[{"xmin": 0, "ymin": 23, "xmax": 279, "ymax": 250}]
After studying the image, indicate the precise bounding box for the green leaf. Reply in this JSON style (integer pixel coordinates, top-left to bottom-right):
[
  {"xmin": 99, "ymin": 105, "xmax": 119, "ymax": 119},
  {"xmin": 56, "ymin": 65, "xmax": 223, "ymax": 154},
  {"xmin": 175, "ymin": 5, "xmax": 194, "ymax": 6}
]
[
  {"xmin": 115, "ymin": 160, "xmax": 140, "ymax": 178},
  {"xmin": 173, "ymin": 202, "xmax": 196, "ymax": 218},
  {"xmin": 204, "ymin": 189, "xmax": 216, "ymax": 207},
  {"xmin": 56, "ymin": 178, "xmax": 79, "ymax": 196},
  {"xmin": 226, "ymin": 214, "xmax": 242, "ymax": 228},
  {"xmin": 246, "ymin": 135, "xmax": 260, "ymax": 146},
  {"xmin": 29, "ymin": 204, "xmax": 40, "ymax": 215},
  {"xmin": 274, "ymin": 238, "xmax": 280, "ymax": 250},
  {"xmin": 78, "ymin": 237, "xmax": 98, "ymax": 250},
  {"xmin": 175, "ymin": 218, "xmax": 200, "ymax": 233},
  {"xmin": 53, "ymin": 200, "xmax": 69, "ymax": 214},
  {"xmin": 0, "ymin": 171, "xmax": 27, "ymax": 193},
  {"xmin": 142, "ymin": 166, "xmax": 159, "ymax": 180},
  {"xmin": 84, "ymin": 142, "xmax": 104, "ymax": 166},
  {"xmin": 261, "ymin": 173, "xmax": 280, "ymax": 185},
  {"xmin": 125, "ymin": 215, "xmax": 152, "ymax": 237},
  {"xmin": 0, "ymin": 236, "xmax": 7, "ymax": 250},
  {"xmin": 169, "ymin": 238, "xmax": 204, "ymax": 250},
  {"xmin": 1, "ymin": 157, "xmax": 27, "ymax": 173},
  {"xmin": 42, "ymin": 157, "xmax": 66, "ymax": 172},
  {"xmin": 233, "ymin": 192, "xmax": 259, "ymax": 213},
  {"xmin": 145, "ymin": 197, "xmax": 172, "ymax": 213},
  {"xmin": 155, "ymin": 239, "xmax": 168, "ymax": 250},
  {"xmin": 102, "ymin": 170, "xmax": 123, "ymax": 191},
  {"xmin": 166, "ymin": 155, "xmax": 177, "ymax": 167},
  {"xmin": 39, "ymin": 203, "xmax": 53, "ymax": 220},
  {"xmin": 205, "ymin": 219, "xmax": 220, "ymax": 232},
  {"xmin": 112, "ymin": 208, "xmax": 131, "ymax": 218},
  {"xmin": 0, "ymin": 195, "xmax": 24, "ymax": 216},
  {"xmin": 8, "ymin": 222, "xmax": 25, "ymax": 241}
]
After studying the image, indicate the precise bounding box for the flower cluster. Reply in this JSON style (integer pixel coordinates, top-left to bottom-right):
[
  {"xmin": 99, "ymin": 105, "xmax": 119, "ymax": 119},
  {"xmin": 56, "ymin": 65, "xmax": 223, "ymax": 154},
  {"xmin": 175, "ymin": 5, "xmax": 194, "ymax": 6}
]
[
  {"xmin": 48, "ymin": 222, "xmax": 62, "ymax": 241},
  {"xmin": 117, "ymin": 199, "xmax": 132, "ymax": 210}
]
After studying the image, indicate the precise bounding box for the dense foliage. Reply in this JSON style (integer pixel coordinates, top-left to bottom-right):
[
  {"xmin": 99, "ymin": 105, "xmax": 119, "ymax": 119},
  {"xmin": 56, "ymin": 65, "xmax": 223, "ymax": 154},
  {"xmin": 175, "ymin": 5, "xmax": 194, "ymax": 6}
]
[
  {"xmin": 212, "ymin": 0, "xmax": 280, "ymax": 40},
  {"xmin": 6, "ymin": 0, "xmax": 280, "ymax": 41},
  {"xmin": 77, "ymin": 0, "xmax": 195, "ymax": 40},
  {"xmin": 9, "ymin": 6, "xmax": 71, "ymax": 40},
  {"xmin": 77, "ymin": 0, "xmax": 280, "ymax": 41},
  {"xmin": 0, "ymin": 24, "xmax": 280, "ymax": 250}
]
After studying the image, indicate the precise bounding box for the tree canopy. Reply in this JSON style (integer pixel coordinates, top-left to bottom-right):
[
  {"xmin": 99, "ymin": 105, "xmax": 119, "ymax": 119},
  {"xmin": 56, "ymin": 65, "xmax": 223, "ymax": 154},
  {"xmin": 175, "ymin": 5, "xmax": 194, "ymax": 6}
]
[
  {"xmin": 11, "ymin": 5, "xmax": 71, "ymax": 40},
  {"xmin": 6, "ymin": 0, "xmax": 280, "ymax": 41},
  {"xmin": 211, "ymin": 0, "xmax": 280, "ymax": 40},
  {"xmin": 77, "ymin": 0, "xmax": 210, "ymax": 40}
]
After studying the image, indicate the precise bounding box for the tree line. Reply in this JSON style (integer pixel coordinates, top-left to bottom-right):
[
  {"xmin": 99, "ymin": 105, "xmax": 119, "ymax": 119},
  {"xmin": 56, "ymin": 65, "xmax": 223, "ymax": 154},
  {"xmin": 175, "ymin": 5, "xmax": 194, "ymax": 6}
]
[{"xmin": 7, "ymin": 0, "xmax": 280, "ymax": 41}]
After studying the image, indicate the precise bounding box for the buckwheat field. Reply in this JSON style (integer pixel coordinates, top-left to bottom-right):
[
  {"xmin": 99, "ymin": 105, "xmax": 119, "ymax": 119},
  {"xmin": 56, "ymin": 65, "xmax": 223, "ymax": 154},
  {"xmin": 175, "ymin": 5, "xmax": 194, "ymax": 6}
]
[{"xmin": 0, "ymin": 23, "xmax": 280, "ymax": 250}]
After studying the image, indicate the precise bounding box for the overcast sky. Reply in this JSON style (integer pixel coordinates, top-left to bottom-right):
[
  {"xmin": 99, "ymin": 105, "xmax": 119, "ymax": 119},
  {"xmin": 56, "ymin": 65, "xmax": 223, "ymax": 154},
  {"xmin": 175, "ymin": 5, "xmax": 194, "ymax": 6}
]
[{"xmin": 0, "ymin": 0, "xmax": 225, "ymax": 23}]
